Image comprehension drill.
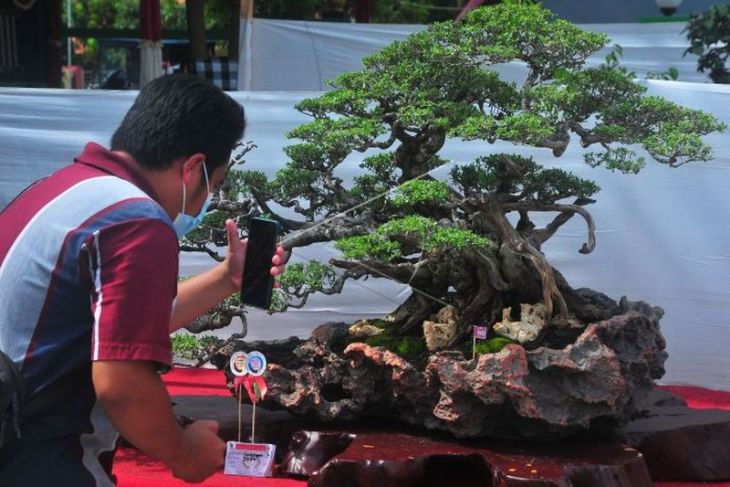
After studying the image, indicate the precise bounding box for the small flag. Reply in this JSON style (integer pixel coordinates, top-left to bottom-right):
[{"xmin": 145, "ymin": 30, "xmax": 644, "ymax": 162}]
[
  {"xmin": 473, "ymin": 325, "xmax": 488, "ymax": 340},
  {"xmin": 241, "ymin": 375, "xmax": 268, "ymax": 404}
]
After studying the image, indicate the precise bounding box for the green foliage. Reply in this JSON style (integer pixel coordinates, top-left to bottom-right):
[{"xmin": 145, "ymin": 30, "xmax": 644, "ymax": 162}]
[
  {"xmin": 495, "ymin": 113, "xmax": 557, "ymax": 145},
  {"xmin": 352, "ymin": 153, "xmax": 399, "ymax": 199},
  {"xmin": 287, "ymin": 118, "xmax": 387, "ymax": 159},
  {"xmin": 171, "ymin": 333, "xmax": 223, "ymax": 360},
  {"xmin": 253, "ymin": 0, "xmax": 327, "ymax": 20},
  {"xmin": 269, "ymin": 261, "xmax": 339, "ymax": 312},
  {"xmin": 474, "ymin": 337, "xmax": 515, "ymax": 355},
  {"xmin": 391, "ymin": 180, "xmax": 451, "ymax": 207},
  {"xmin": 451, "ymin": 154, "xmax": 600, "ymax": 200},
  {"xmin": 182, "ymin": 2, "xmax": 725, "ymax": 339},
  {"xmin": 365, "ymin": 333, "xmax": 425, "ymax": 356},
  {"xmin": 456, "ymin": 1, "xmax": 608, "ymax": 73},
  {"xmin": 237, "ymin": 170, "xmax": 272, "ymax": 200},
  {"xmin": 646, "ymin": 67, "xmax": 680, "ymax": 81},
  {"xmin": 182, "ymin": 210, "xmax": 229, "ymax": 246},
  {"xmin": 584, "ymin": 149, "xmax": 643, "ymax": 174},
  {"xmin": 378, "ymin": 215, "xmax": 437, "ymax": 239},
  {"xmin": 523, "ymin": 169, "xmax": 600, "ymax": 201},
  {"xmin": 422, "ymin": 228, "xmax": 493, "ymax": 253},
  {"xmin": 336, "ymin": 215, "xmax": 493, "ymax": 261},
  {"xmin": 66, "ymin": 0, "xmax": 230, "ymax": 30},
  {"xmin": 334, "ymin": 235, "xmax": 402, "ymax": 261},
  {"xmin": 685, "ymin": 5, "xmax": 730, "ymax": 84},
  {"xmin": 269, "ymin": 289, "xmax": 290, "ymax": 313},
  {"xmin": 279, "ymin": 261, "xmax": 337, "ymax": 290}
]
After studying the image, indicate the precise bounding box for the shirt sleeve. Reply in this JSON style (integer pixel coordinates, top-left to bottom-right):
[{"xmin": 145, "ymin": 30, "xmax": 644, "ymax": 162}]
[{"xmin": 87, "ymin": 218, "xmax": 178, "ymax": 367}]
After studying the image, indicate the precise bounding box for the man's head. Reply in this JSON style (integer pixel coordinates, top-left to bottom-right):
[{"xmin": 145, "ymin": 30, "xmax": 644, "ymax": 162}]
[{"xmin": 111, "ymin": 74, "xmax": 245, "ymax": 177}]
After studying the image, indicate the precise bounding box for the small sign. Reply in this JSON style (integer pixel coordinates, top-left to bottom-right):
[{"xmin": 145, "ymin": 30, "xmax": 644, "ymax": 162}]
[
  {"xmin": 230, "ymin": 351, "xmax": 248, "ymax": 377},
  {"xmin": 473, "ymin": 326, "xmax": 488, "ymax": 340},
  {"xmin": 245, "ymin": 351, "xmax": 267, "ymax": 376},
  {"xmin": 224, "ymin": 441, "xmax": 276, "ymax": 477}
]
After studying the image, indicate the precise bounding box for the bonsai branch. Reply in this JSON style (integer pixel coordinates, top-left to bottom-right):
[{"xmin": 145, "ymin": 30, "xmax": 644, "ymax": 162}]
[{"xmin": 503, "ymin": 201, "xmax": 596, "ymax": 254}]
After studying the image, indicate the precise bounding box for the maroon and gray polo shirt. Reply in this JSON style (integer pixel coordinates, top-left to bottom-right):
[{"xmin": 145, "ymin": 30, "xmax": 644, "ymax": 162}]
[{"xmin": 0, "ymin": 142, "xmax": 179, "ymax": 485}]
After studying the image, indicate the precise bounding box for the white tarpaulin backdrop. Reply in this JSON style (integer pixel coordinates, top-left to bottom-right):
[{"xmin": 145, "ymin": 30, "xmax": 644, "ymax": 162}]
[
  {"xmin": 1, "ymin": 81, "xmax": 729, "ymax": 389},
  {"xmin": 237, "ymin": 20, "xmax": 709, "ymax": 91}
]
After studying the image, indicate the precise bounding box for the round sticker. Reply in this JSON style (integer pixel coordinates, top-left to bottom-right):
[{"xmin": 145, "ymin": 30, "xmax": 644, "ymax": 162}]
[
  {"xmin": 229, "ymin": 351, "xmax": 248, "ymax": 377},
  {"xmin": 245, "ymin": 351, "xmax": 267, "ymax": 377}
]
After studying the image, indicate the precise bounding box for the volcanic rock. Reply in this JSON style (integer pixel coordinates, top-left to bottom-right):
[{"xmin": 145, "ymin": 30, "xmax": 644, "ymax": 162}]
[{"xmin": 217, "ymin": 300, "xmax": 666, "ymax": 439}]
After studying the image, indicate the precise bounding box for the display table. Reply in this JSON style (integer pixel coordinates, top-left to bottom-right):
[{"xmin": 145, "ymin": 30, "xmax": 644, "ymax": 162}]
[{"xmin": 111, "ymin": 368, "xmax": 730, "ymax": 486}]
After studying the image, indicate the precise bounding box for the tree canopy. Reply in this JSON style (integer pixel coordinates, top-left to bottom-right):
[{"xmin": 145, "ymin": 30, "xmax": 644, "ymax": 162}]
[{"xmin": 184, "ymin": 0, "xmax": 725, "ymax": 344}]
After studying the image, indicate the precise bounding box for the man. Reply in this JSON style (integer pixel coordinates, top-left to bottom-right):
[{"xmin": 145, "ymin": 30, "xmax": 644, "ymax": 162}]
[{"xmin": 0, "ymin": 75, "xmax": 285, "ymax": 485}]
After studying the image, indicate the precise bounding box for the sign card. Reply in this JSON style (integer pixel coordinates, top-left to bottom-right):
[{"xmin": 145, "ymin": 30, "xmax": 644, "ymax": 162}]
[{"xmin": 224, "ymin": 441, "xmax": 276, "ymax": 477}]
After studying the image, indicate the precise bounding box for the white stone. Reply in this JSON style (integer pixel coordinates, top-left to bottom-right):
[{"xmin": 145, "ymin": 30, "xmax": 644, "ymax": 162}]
[
  {"xmin": 423, "ymin": 305, "xmax": 459, "ymax": 352},
  {"xmin": 348, "ymin": 319, "xmax": 384, "ymax": 339},
  {"xmin": 493, "ymin": 303, "xmax": 546, "ymax": 344}
]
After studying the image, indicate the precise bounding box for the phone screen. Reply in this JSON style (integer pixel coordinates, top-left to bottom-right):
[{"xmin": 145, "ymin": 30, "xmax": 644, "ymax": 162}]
[{"xmin": 241, "ymin": 218, "xmax": 280, "ymax": 309}]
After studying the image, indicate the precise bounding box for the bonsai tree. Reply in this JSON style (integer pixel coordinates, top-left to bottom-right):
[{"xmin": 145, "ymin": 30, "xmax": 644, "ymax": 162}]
[
  {"xmin": 685, "ymin": 4, "xmax": 730, "ymax": 84},
  {"xmin": 181, "ymin": 0, "xmax": 725, "ymax": 355}
]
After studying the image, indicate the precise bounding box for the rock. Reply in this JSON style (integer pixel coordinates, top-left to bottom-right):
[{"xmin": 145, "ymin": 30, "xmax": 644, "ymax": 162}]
[
  {"xmin": 348, "ymin": 320, "xmax": 383, "ymax": 340},
  {"xmin": 617, "ymin": 405, "xmax": 730, "ymax": 481},
  {"xmin": 435, "ymin": 305, "xmax": 458, "ymax": 324},
  {"xmin": 217, "ymin": 301, "xmax": 667, "ymax": 439},
  {"xmin": 423, "ymin": 305, "xmax": 459, "ymax": 352},
  {"xmin": 212, "ymin": 336, "xmax": 303, "ymax": 371},
  {"xmin": 569, "ymin": 288, "xmax": 622, "ymax": 322},
  {"xmin": 492, "ymin": 303, "xmax": 545, "ymax": 345},
  {"xmin": 310, "ymin": 322, "xmax": 350, "ymax": 351},
  {"xmin": 551, "ymin": 313, "xmax": 583, "ymax": 329},
  {"xmin": 280, "ymin": 430, "xmax": 653, "ymax": 487},
  {"xmin": 423, "ymin": 321, "xmax": 456, "ymax": 352}
]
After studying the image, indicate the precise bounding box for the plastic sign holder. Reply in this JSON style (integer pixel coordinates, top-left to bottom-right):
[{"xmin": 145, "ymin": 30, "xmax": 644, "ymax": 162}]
[{"xmin": 224, "ymin": 350, "xmax": 276, "ymax": 477}]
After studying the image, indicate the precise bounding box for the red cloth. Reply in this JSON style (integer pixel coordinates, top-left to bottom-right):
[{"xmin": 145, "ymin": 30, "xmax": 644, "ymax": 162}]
[
  {"xmin": 112, "ymin": 368, "xmax": 730, "ymax": 486},
  {"xmin": 140, "ymin": 0, "xmax": 161, "ymax": 42}
]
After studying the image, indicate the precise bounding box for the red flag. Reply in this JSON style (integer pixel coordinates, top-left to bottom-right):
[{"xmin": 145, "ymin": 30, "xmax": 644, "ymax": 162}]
[
  {"xmin": 237, "ymin": 375, "xmax": 268, "ymax": 404},
  {"xmin": 473, "ymin": 325, "xmax": 488, "ymax": 340}
]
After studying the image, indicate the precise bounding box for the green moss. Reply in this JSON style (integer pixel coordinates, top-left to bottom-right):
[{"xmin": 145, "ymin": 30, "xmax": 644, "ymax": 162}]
[
  {"xmin": 474, "ymin": 337, "xmax": 515, "ymax": 355},
  {"xmin": 365, "ymin": 333, "xmax": 425, "ymax": 356}
]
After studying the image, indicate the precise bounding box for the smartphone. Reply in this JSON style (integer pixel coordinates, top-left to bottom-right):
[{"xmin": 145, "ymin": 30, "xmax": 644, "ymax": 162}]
[{"xmin": 241, "ymin": 217, "xmax": 281, "ymax": 309}]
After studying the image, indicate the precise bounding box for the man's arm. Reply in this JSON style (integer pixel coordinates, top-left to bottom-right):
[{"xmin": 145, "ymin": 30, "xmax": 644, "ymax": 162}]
[
  {"xmin": 92, "ymin": 360, "xmax": 225, "ymax": 483},
  {"xmin": 170, "ymin": 264, "xmax": 237, "ymax": 332}
]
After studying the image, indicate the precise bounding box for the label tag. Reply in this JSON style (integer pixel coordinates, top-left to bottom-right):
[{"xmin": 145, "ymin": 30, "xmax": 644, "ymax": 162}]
[
  {"xmin": 473, "ymin": 325, "xmax": 488, "ymax": 340},
  {"xmin": 224, "ymin": 441, "xmax": 276, "ymax": 477}
]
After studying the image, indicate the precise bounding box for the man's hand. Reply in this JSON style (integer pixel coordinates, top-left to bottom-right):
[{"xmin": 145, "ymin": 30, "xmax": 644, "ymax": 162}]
[
  {"xmin": 170, "ymin": 219, "xmax": 288, "ymax": 332},
  {"xmin": 171, "ymin": 420, "xmax": 226, "ymax": 483},
  {"xmin": 222, "ymin": 218, "xmax": 287, "ymax": 292},
  {"xmin": 93, "ymin": 361, "xmax": 224, "ymax": 483}
]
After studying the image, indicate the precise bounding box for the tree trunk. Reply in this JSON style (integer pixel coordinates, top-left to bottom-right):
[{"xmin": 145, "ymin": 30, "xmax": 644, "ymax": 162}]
[{"xmin": 386, "ymin": 292, "xmax": 441, "ymax": 335}]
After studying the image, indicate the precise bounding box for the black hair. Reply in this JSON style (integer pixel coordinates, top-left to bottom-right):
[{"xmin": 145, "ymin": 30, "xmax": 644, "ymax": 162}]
[{"xmin": 111, "ymin": 74, "xmax": 245, "ymax": 173}]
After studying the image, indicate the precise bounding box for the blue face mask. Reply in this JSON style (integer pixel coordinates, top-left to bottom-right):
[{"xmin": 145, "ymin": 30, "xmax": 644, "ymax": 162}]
[{"xmin": 173, "ymin": 164, "xmax": 212, "ymax": 238}]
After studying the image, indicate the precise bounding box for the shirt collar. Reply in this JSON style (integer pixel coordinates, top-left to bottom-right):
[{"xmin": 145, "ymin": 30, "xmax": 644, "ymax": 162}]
[{"xmin": 73, "ymin": 142, "xmax": 161, "ymax": 203}]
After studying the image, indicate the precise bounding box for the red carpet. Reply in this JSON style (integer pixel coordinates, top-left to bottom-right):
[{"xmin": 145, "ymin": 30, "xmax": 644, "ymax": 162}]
[{"xmin": 112, "ymin": 368, "xmax": 730, "ymax": 486}]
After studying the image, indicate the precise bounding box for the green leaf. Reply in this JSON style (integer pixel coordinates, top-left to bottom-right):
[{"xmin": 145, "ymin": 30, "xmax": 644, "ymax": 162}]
[{"xmin": 390, "ymin": 180, "xmax": 451, "ymax": 207}]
